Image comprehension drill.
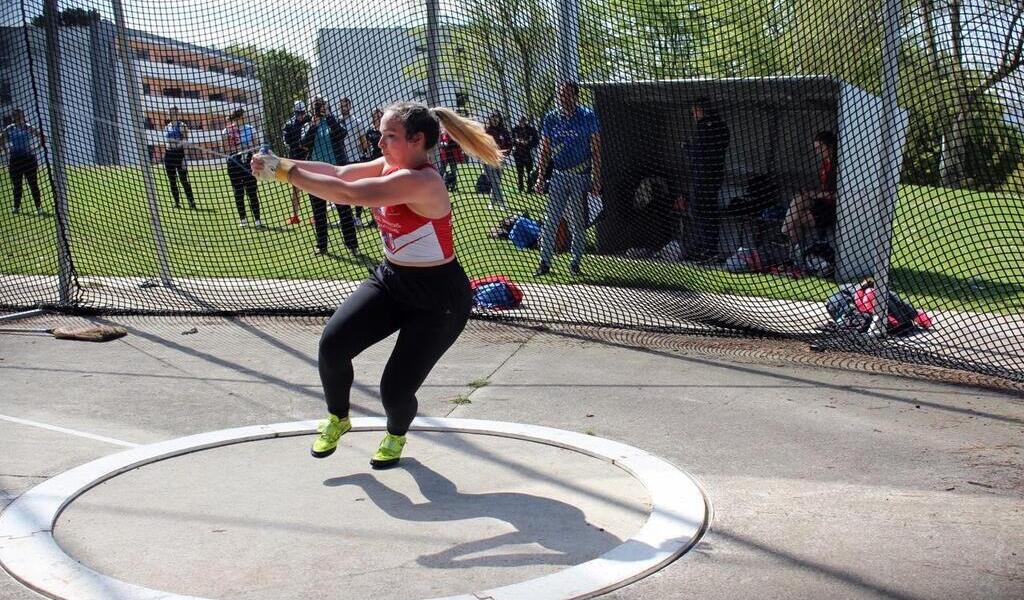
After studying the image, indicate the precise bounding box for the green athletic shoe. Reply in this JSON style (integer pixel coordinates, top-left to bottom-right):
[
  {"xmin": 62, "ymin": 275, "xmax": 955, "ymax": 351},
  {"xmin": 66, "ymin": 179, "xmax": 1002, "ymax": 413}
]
[
  {"xmin": 370, "ymin": 433, "xmax": 406, "ymax": 469},
  {"xmin": 310, "ymin": 414, "xmax": 351, "ymax": 458}
]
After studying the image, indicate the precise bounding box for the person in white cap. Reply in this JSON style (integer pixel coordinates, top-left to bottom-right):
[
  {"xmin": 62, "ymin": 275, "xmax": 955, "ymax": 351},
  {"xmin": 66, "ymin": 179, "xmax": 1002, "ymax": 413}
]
[{"xmin": 281, "ymin": 100, "xmax": 311, "ymax": 225}]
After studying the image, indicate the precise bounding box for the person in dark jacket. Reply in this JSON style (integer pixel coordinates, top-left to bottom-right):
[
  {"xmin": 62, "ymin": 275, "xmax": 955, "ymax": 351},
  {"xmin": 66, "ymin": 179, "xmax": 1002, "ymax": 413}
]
[
  {"xmin": 511, "ymin": 115, "xmax": 539, "ymax": 193},
  {"xmin": 684, "ymin": 97, "xmax": 730, "ymax": 262},
  {"xmin": 282, "ymin": 100, "xmax": 311, "ymax": 225},
  {"xmin": 301, "ymin": 97, "xmax": 357, "ymax": 255}
]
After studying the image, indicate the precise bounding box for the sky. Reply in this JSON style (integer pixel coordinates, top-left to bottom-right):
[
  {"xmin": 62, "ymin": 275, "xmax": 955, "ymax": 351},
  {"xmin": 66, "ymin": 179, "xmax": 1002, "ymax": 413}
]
[
  {"xmin": 4, "ymin": 0, "xmax": 1020, "ymax": 116},
  {"xmin": 3, "ymin": 0, "xmax": 431, "ymax": 57}
]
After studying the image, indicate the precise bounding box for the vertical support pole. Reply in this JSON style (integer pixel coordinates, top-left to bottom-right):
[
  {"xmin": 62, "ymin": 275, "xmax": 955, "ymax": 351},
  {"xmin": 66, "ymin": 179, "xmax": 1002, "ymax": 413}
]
[
  {"xmin": 426, "ymin": 0, "xmax": 441, "ymax": 107},
  {"xmin": 42, "ymin": 0, "xmax": 74, "ymax": 305},
  {"xmin": 869, "ymin": 0, "xmax": 905, "ymax": 336},
  {"xmin": 111, "ymin": 0, "xmax": 172, "ymax": 286},
  {"xmin": 556, "ymin": 0, "xmax": 581, "ymax": 82}
]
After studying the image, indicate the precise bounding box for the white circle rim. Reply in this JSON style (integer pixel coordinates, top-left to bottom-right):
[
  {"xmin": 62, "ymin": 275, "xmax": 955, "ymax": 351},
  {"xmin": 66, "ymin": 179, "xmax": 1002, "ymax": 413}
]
[{"xmin": 0, "ymin": 417, "xmax": 709, "ymax": 600}]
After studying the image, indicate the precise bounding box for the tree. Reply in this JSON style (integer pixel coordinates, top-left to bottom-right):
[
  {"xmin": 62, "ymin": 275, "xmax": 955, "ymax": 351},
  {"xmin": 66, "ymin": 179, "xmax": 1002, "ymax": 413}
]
[
  {"xmin": 937, "ymin": 0, "xmax": 1024, "ymax": 186},
  {"xmin": 226, "ymin": 44, "xmax": 310, "ymax": 155},
  {"xmin": 406, "ymin": 0, "xmax": 558, "ymax": 120},
  {"xmin": 31, "ymin": 7, "xmax": 101, "ymax": 27}
]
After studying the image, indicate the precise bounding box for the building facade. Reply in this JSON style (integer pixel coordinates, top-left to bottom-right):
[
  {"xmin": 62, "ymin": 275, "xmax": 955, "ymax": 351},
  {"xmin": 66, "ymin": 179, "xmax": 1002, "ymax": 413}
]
[{"xmin": 1, "ymin": 22, "xmax": 263, "ymax": 166}]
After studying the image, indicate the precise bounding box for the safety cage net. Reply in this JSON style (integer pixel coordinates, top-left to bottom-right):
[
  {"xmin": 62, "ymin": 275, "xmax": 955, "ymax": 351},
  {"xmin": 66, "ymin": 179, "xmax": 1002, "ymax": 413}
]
[{"xmin": 1, "ymin": 0, "xmax": 1022, "ymax": 380}]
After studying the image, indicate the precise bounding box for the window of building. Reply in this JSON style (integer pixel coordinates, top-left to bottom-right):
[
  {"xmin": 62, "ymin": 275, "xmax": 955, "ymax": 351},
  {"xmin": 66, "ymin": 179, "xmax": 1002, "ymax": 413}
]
[{"xmin": 163, "ymin": 88, "xmax": 182, "ymax": 98}]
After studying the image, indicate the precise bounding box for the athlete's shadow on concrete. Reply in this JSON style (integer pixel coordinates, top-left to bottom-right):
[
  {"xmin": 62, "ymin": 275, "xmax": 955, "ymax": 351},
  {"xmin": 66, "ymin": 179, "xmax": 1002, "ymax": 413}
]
[{"xmin": 324, "ymin": 458, "xmax": 623, "ymax": 568}]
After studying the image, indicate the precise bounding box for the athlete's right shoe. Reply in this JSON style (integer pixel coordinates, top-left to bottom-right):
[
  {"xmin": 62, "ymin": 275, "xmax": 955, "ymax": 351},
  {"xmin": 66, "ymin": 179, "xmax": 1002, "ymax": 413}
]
[{"xmin": 311, "ymin": 414, "xmax": 352, "ymax": 458}]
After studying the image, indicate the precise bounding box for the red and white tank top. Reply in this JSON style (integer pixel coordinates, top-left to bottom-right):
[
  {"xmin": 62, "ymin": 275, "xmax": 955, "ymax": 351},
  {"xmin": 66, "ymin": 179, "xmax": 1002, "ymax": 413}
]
[{"xmin": 373, "ymin": 163, "xmax": 455, "ymax": 264}]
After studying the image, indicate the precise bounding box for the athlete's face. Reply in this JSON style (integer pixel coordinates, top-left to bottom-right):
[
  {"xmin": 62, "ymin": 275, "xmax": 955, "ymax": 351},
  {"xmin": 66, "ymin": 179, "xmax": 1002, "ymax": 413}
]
[{"xmin": 379, "ymin": 111, "xmax": 425, "ymax": 165}]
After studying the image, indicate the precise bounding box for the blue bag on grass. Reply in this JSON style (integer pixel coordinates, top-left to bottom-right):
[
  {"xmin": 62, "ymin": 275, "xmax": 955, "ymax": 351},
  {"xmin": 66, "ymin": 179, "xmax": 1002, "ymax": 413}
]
[{"xmin": 508, "ymin": 217, "xmax": 540, "ymax": 249}]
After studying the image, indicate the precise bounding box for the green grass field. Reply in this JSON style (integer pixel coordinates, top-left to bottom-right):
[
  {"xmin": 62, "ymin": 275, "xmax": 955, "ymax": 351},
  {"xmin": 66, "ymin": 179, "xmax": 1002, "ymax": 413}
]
[{"xmin": 1, "ymin": 164, "xmax": 1022, "ymax": 315}]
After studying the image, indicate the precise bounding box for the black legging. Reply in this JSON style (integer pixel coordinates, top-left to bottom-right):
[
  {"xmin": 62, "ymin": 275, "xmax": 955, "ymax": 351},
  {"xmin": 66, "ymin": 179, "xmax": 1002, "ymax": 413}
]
[
  {"xmin": 9, "ymin": 154, "xmax": 41, "ymax": 211},
  {"xmin": 514, "ymin": 154, "xmax": 534, "ymax": 192},
  {"xmin": 227, "ymin": 154, "xmax": 259, "ymax": 221},
  {"xmin": 310, "ymin": 195, "xmax": 358, "ymax": 253},
  {"xmin": 318, "ymin": 259, "xmax": 472, "ymax": 436},
  {"xmin": 164, "ymin": 148, "xmax": 195, "ymax": 208}
]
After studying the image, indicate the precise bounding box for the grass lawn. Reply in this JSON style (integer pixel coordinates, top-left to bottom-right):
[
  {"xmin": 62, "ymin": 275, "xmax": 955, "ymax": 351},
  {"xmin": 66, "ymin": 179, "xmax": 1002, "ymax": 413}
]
[{"xmin": 1, "ymin": 164, "xmax": 1021, "ymax": 315}]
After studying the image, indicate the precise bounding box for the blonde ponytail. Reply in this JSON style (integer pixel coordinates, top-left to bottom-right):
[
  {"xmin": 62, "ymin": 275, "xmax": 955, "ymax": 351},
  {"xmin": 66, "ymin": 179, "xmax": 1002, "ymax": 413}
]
[{"xmin": 431, "ymin": 107, "xmax": 503, "ymax": 167}]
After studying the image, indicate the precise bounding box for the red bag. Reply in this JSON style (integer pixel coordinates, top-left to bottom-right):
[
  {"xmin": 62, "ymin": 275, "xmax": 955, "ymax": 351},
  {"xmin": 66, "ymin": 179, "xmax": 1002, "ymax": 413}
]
[{"xmin": 469, "ymin": 275, "xmax": 524, "ymax": 306}]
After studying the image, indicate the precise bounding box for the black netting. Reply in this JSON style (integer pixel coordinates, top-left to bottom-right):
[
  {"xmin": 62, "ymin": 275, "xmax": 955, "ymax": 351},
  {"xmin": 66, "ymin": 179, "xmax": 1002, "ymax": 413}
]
[{"xmin": 1, "ymin": 0, "xmax": 1022, "ymax": 380}]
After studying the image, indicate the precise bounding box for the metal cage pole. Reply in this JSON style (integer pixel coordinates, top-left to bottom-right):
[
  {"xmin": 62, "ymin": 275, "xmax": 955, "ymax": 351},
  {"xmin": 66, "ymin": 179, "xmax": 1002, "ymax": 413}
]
[
  {"xmin": 870, "ymin": 0, "xmax": 905, "ymax": 336},
  {"xmin": 426, "ymin": 0, "xmax": 441, "ymax": 107},
  {"xmin": 110, "ymin": 0, "xmax": 173, "ymax": 286},
  {"xmin": 42, "ymin": 0, "xmax": 74, "ymax": 306},
  {"xmin": 556, "ymin": 0, "xmax": 581, "ymax": 82}
]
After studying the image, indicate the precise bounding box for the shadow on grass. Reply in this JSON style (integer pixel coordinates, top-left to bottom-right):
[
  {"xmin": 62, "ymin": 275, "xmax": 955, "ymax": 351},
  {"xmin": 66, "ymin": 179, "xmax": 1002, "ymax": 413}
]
[{"xmin": 890, "ymin": 266, "xmax": 1024, "ymax": 311}]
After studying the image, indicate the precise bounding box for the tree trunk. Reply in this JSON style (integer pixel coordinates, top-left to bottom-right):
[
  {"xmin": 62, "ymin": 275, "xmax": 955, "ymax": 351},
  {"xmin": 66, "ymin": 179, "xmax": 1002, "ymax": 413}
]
[{"xmin": 940, "ymin": 106, "xmax": 971, "ymax": 187}]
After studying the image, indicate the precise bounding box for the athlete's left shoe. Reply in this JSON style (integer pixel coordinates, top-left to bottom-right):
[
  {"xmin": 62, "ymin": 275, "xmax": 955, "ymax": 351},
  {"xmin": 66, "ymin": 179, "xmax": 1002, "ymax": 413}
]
[
  {"xmin": 370, "ymin": 433, "xmax": 406, "ymax": 469},
  {"xmin": 311, "ymin": 414, "xmax": 351, "ymax": 458}
]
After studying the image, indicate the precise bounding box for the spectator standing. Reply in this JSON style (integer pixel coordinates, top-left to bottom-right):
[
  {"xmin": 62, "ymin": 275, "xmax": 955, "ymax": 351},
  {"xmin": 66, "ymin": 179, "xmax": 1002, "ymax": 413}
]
[
  {"xmin": 356, "ymin": 108, "xmax": 384, "ymax": 227},
  {"xmin": 336, "ymin": 97, "xmax": 368, "ymax": 226},
  {"xmin": 223, "ymin": 108, "xmax": 262, "ymax": 227},
  {"xmin": 684, "ymin": 97, "xmax": 730, "ymax": 262},
  {"xmin": 484, "ymin": 112, "xmax": 512, "ymax": 210},
  {"xmin": 437, "ymin": 128, "xmax": 464, "ymax": 192},
  {"xmin": 533, "ymin": 81, "xmax": 601, "ymax": 276},
  {"xmin": 1, "ymin": 109, "xmax": 44, "ymax": 215},
  {"xmin": 163, "ymin": 106, "xmax": 197, "ymax": 210},
  {"xmin": 511, "ymin": 115, "xmax": 539, "ymax": 193},
  {"xmin": 362, "ymin": 108, "xmax": 384, "ymax": 161},
  {"xmin": 300, "ymin": 97, "xmax": 357, "ymax": 255},
  {"xmin": 282, "ymin": 100, "xmax": 311, "ymax": 225}
]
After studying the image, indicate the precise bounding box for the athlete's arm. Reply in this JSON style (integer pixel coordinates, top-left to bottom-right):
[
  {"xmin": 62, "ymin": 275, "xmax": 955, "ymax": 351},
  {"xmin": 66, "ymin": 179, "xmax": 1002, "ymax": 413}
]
[
  {"xmin": 276, "ymin": 157, "xmax": 384, "ymax": 182},
  {"xmin": 287, "ymin": 166, "xmax": 437, "ymax": 208}
]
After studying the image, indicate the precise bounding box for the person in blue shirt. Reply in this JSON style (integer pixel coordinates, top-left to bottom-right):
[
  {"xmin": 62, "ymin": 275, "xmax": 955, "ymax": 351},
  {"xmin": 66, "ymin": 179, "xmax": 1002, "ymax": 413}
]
[
  {"xmin": 533, "ymin": 81, "xmax": 602, "ymax": 276},
  {"xmin": 163, "ymin": 106, "xmax": 196, "ymax": 209},
  {"xmin": 223, "ymin": 108, "xmax": 262, "ymax": 227},
  {"xmin": 1, "ymin": 109, "xmax": 45, "ymax": 215},
  {"xmin": 299, "ymin": 96, "xmax": 358, "ymax": 256}
]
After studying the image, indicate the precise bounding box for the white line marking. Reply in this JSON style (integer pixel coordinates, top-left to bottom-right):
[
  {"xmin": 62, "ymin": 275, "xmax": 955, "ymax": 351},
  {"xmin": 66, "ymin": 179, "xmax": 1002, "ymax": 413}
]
[{"xmin": 0, "ymin": 414, "xmax": 139, "ymax": 448}]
